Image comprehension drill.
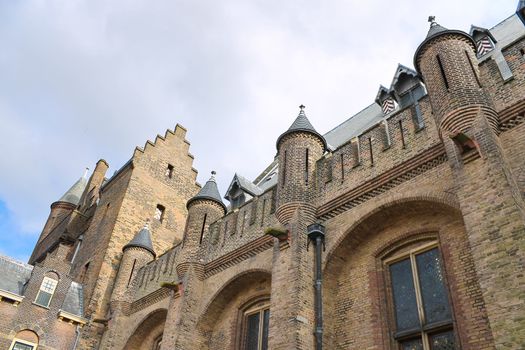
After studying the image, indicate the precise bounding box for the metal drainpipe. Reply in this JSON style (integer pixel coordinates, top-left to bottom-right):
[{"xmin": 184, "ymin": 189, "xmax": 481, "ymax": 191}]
[
  {"xmin": 72, "ymin": 324, "xmax": 81, "ymax": 350},
  {"xmin": 307, "ymin": 223, "xmax": 326, "ymax": 350}
]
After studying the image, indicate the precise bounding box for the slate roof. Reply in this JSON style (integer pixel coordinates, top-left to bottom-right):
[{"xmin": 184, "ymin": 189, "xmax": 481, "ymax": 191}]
[
  {"xmin": 123, "ymin": 224, "xmax": 156, "ymax": 257},
  {"xmin": 62, "ymin": 281, "xmax": 84, "ymax": 317},
  {"xmin": 225, "ymin": 174, "xmax": 263, "ymax": 201},
  {"xmin": 58, "ymin": 173, "xmax": 88, "ymax": 205},
  {"xmin": 324, "ymin": 103, "xmax": 384, "ymax": 150},
  {"xmin": 276, "ymin": 107, "xmax": 327, "ymax": 151},
  {"xmin": 0, "ymin": 255, "xmax": 33, "ymax": 296},
  {"xmin": 187, "ymin": 172, "xmax": 227, "ymax": 211}
]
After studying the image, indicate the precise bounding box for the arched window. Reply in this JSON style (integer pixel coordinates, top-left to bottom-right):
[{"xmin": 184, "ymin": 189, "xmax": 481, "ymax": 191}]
[
  {"xmin": 384, "ymin": 242, "xmax": 455, "ymax": 350},
  {"xmin": 9, "ymin": 330, "xmax": 38, "ymax": 350},
  {"xmin": 34, "ymin": 273, "xmax": 58, "ymax": 308},
  {"xmin": 240, "ymin": 299, "xmax": 270, "ymax": 350}
]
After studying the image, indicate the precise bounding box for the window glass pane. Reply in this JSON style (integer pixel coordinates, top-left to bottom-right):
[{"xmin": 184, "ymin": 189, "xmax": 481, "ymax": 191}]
[
  {"xmin": 430, "ymin": 330, "xmax": 455, "ymax": 350},
  {"xmin": 13, "ymin": 342, "xmax": 34, "ymax": 350},
  {"xmin": 390, "ymin": 258, "xmax": 420, "ymax": 332},
  {"xmin": 35, "ymin": 291, "xmax": 52, "ymax": 307},
  {"xmin": 245, "ymin": 313, "xmax": 260, "ymax": 350},
  {"xmin": 261, "ymin": 309, "xmax": 270, "ymax": 350},
  {"xmin": 416, "ymin": 248, "xmax": 451, "ymax": 324},
  {"xmin": 400, "ymin": 338, "xmax": 423, "ymax": 350}
]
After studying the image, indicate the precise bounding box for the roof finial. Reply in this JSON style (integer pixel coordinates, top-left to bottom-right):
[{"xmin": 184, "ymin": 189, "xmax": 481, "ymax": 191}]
[
  {"xmin": 428, "ymin": 15, "xmax": 437, "ymax": 27},
  {"xmin": 83, "ymin": 167, "xmax": 89, "ymax": 178},
  {"xmin": 210, "ymin": 170, "xmax": 217, "ymax": 181},
  {"xmin": 299, "ymin": 104, "xmax": 306, "ymax": 116}
]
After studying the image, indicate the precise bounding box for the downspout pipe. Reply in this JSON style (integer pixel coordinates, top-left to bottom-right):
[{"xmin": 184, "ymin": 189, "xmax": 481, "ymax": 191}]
[
  {"xmin": 307, "ymin": 223, "xmax": 326, "ymax": 350},
  {"xmin": 72, "ymin": 324, "xmax": 81, "ymax": 350}
]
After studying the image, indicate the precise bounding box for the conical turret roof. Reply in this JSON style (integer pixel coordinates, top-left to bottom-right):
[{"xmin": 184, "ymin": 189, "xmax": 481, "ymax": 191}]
[
  {"xmin": 414, "ymin": 17, "xmax": 475, "ymax": 73},
  {"xmin": 276, "ymin": 105, "xmax": 327, "ymax": 151},
  {"xmin": 187, "ymin": 172, "xmax": 227, "ymax": 211},
  {"xmin": 123, "ymin": 222, "xmax": 156, "ymax": 257},
  {"xmin": 57, "ymin": 169, "xmax": 89, "ymax": 205}
]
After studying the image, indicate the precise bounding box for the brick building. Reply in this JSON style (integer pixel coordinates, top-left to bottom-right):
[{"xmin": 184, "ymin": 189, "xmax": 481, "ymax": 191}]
[{"xmin": 1, "ymin": 3, "xmax": 525, "ymax": 349}]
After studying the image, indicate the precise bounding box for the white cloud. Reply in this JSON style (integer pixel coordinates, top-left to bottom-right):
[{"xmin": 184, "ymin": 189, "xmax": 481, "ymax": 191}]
[{"xmin": 0, "ymin": 0, "xmax": 518, "ymax": 248}]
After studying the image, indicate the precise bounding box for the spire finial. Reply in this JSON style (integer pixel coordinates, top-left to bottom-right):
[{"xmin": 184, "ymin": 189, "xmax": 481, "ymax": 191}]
[
  {"xmin": 210, "ymin": 170, "xmax": 217, "ymax": 181},
  {"xmin": 83, "ymin": 167, "xmax": 89, "ymax": 178},
  {"xmin": 428, "ymin": 15, "xmax": 436, "ymax": 27},
  {"xmin": 298, "ymin": 104, "xmax": 306, "ymax": 116}
]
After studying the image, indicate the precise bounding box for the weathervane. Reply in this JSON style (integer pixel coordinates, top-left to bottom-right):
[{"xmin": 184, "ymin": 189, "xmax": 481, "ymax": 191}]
[{"xmin": 428, "ymin": 15, "xmax": 437, "ymax": 27}]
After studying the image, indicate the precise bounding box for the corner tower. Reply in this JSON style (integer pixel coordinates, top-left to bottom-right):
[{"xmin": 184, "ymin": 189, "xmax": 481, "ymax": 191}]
[{"xmin": 275, "ymin": 105, "xmax": 327, "ymax": 225}]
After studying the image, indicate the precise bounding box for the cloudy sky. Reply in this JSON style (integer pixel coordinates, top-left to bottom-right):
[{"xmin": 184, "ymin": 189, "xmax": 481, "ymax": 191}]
[{"xmin": 0, "ymin": 0, "xmax": 518, "ymax": 262}]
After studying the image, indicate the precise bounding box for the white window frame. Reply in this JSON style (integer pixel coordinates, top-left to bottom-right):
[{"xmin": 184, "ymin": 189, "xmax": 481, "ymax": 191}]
[
  {"xmin": 9, "ymin": 338, "xmax": 38, "ymax": 350},
  {"xmin": 34, "ymin": 276, "xmax": 58, "ymax": 308}
]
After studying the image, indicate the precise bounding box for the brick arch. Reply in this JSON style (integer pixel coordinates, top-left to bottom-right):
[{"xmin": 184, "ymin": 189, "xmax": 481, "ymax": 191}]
[
  {"xmin": 8, "ymin": 325, "xmax": 45, "ymax": 346},
  {"xmin": 196, "ymin": 269, "xmax": 272, "ymax": 348},
  {"xmin": 324, "ymin": 191, "xmax": 461, "ymax": 267},
  {"xmin": 123, "ymin": 308, "xmax": 167, "ymax": 350}
]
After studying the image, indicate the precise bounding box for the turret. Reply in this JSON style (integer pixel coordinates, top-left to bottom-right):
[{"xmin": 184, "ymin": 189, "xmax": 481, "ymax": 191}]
[
  {"xmin": 35, "ymin": 170, "xmax": 89, "ymax": 246},
  {"xmin": 78, "ymin": 159, "xmax": 109, "ymax": 210},
  {"xmin": 181, "ymin": 172, "xmax": 226, "ymax": 260},
  {"xmin": 275, "ymin": 105, "xmax": 327, "ymax": 225},
  {"xmin": 414, "ymin": 18, "xmax": 498, "ymax": 139},
  {"xmin": 111, "ymin": 222, "xmax": 156, "ymax": 302}
]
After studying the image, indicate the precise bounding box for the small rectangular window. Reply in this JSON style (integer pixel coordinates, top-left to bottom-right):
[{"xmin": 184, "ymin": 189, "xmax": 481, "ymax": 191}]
[
  {"xmin": 166, "ymin": 164, "xmax": 174, "ymax": 178},
  {"xmin": 243, "ymin": 306, "xmax": 270, "ymax": 350},
  {"xmin": 35, "ymin": 277, "xmax": 58, "ymax": 308},
  {"xmin": 11, "ymin": 341, "xmax": 35, "ymax": 350},
  {"xmin": 155, "ymin": 205, "xmax": 165, "ymax": 222}
]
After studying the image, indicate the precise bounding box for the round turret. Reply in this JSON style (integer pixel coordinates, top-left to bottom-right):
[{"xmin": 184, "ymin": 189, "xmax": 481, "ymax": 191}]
[
  {"xmin": 275, "ymin": 105, "xmax": 326, "ymax": 225},
  {"xmin": 111, "ymin": 222, "xmax": 156, "ymax": 302},
  {"xmin": 414, "ymin": 18, "xmax": 498, "ymax": 137},
  {"xmin": 183, "ymin": 172, "xmax": 226, "ymax": 249}
]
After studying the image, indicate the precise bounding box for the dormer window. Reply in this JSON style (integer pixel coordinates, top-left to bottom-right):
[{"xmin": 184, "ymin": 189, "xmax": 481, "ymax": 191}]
[
  {"xmin": 35, "ymin": 276, "xmax": 58, "ymax": 308},
  {"xmin": 154, "ymin": 205, "xmax": 165, "ymax": 222},
  {"xmin": 476, "ymin": 35, "xmax": 494, "ymax": 57}
]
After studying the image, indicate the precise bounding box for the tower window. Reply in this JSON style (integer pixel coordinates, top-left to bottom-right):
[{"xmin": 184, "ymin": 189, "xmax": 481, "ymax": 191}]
[
  {"xmin": 166, "ymin": 164, "xmax": 174, "ymax": 178},
  {"xmin": 241, "ymin": 301, "xmax": 270, "ymax": 350},
  {"xmin": 386, "ymin": 244, "xmax": 454, "ymax": 350},
  {"xmin": 305, "ymin": 148, "xmax": 309, "ymax": 185},
  {"xmin": 155, "ymin": 205, "xmax": 165, "ymax": 222},
  {"xmin": 34, "ymin": 276, "xmax": 58, "ymax": 308}
]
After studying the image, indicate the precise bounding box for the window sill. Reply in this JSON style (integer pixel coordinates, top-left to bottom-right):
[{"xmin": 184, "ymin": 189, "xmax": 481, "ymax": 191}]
[{"xmin": 32, "ymin": 302, "xmax": 50, "ymax": 310}]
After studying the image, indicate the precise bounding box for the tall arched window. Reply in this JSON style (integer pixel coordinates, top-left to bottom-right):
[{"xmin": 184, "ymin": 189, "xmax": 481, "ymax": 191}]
[
  {"xmin": 384, "ymin": 242, "xmax": 455, "ymax": 350},
  {"xmin": 240, "ymin": 299, "xmax": 270, "ymax": 350}
]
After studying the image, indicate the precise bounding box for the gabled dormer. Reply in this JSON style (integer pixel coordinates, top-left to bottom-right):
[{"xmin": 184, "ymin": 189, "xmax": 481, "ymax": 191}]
[
  {"xmin": 470, "ymin": 25, "xmax": 496, "ymax": 57},
  {"xmin": 389, "ymin": 64, "xmax": 426, "ymax": 109},
  {"xmin": 224, "ymin": 174, "xmax": 263, "ymax": 210}
]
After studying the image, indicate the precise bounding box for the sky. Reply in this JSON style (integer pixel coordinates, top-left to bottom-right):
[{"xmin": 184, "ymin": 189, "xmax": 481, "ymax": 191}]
[{"xmin": 0, "ymin": 0, "xmax": 518, "ymax": 262}]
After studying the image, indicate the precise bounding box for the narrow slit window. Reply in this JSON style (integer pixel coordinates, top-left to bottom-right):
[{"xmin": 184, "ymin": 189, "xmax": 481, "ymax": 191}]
[
  {"xmin": 260, "ymin": 199, "xmax": 266, "ymax": 227},
  {"xmin": 437, "ymin": 55, "xmax": 449, "ymax": 90},
  {"xmin": 399, "ymin": 120, "xmax": 406, "ymax": 148},
  {"xmin": 241, "ymin": 210, "xmax": 247, "ymax": 236},
  {"xmin": 199, "ymin": 213, "xmax": 208, "ymax": 245},
  {"xmin": 282, "ymin": 151, "xmax": 287, "ymax": 187},
  {"xmin": 340, "ymin": 154, "xmax": 345, "ymax": 182},
  {"xmin": 155, "ymin": 205, "xmax": 165, "ymax": 223},
  {"xmin": 465, "ymin": 51, "xmax": 482, "ymax": 88},
  {"xmin": 305, "ymin": 148, "xmax": 309, "ymax": 185},
  {"xmin": 368, "ymin": 137, "xmax": 374, "ymax": 166},
  {"xmin": 35, "ymin": 276, "xmax": 58, "ymax": 308},
  {"xmin": 166, "ymin": 164, "xmax": 174, "ymax": 178},
  {"xmin": 127, "ymin": 259, "xmax": 137, "ymax": 287}
]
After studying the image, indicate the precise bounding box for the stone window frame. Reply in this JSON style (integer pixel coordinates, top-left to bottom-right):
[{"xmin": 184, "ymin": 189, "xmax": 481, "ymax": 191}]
[
  {"xmin": 9, "ymin": 339, "xmax": 38, "ymax": 350},
  {"xmin": 382, "ymin": 240, "xmax": 456, "ymax": 350},
  {"xmin": 236, "ymin": 297, "xmax": 270, "ymax": 350},
  {"xmin": 34, "ymin": 275, "xmax": 58, "ymax": 308}
]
